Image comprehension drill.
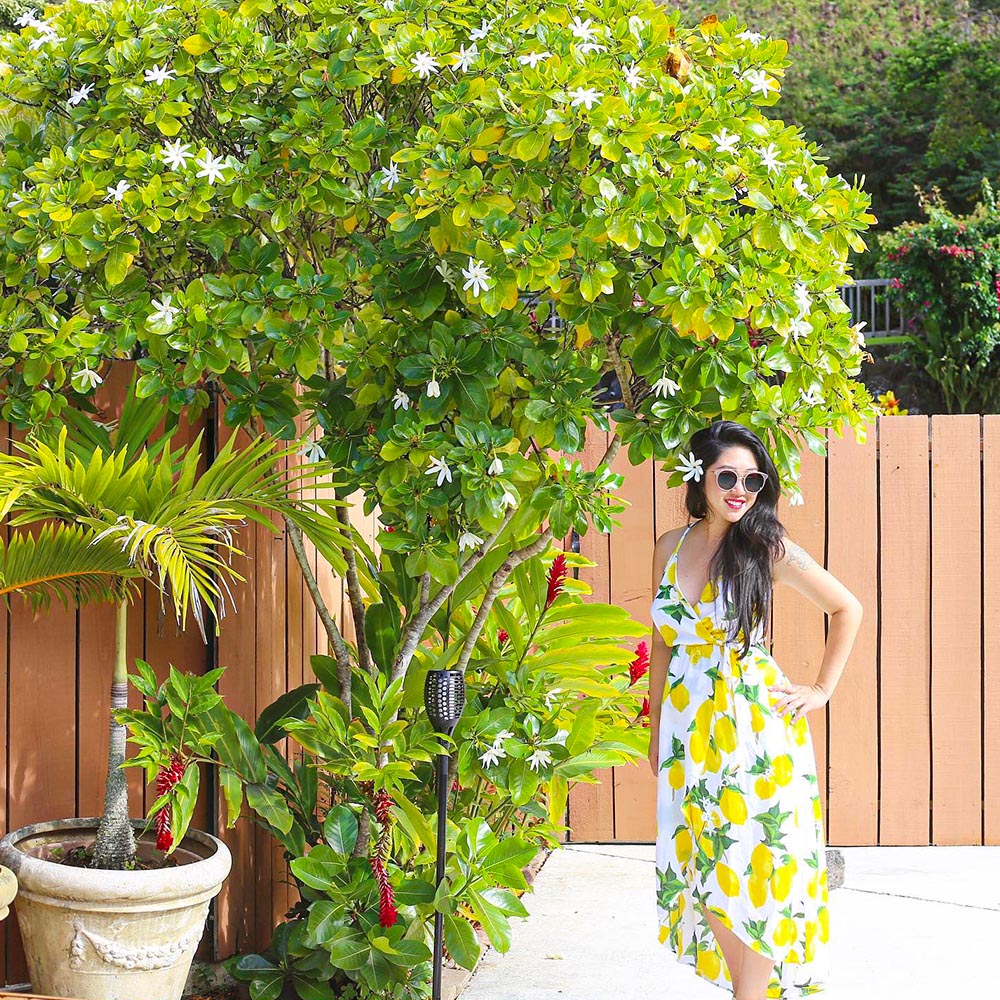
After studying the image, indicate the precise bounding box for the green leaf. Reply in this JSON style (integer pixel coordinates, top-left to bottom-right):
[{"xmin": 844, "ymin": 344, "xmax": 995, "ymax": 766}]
[
  {"xmin": 443, "ymin": 914, "xmax": 481, "ymax": 970},
  {"xmin": 246, "ymin": 782, "xmax": 295, "ymax": 835},
  {"xmin": 290, "ymin": 844, "xmax": 347, "ymax": 891},
  {"xmin": 322, "ymin": 804, "xmax": 358, "ymax": 856},
  {"xmin": 255, "ymin": 684, "xmax": 320, "ymax": 744},
  {"xmin": 220, "ymin": 768, "xmax": 244, "ymax": 827},
  {"xmin": 469, "ymin": 889, "xmax": 512, "ymax": 951}
]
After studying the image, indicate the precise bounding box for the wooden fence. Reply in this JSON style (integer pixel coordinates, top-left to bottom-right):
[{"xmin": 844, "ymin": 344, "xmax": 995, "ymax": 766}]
[
  {"xmin": 566, "ymin": 414, "xmax": 1000, "ymax": 850},
  {"xmin": 2, "ymin": 410, "xmax": 999, "ymax": 982}
]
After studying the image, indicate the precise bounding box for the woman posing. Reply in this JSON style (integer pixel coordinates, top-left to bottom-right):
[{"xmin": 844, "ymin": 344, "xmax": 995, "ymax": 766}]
[{"xmin": 648, "ymin": 421, "xmax": 862, "ymax": 1000}]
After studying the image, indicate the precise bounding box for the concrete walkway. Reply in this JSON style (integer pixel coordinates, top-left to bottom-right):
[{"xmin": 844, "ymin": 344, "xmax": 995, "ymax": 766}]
[{"xmin": 460, "ymin": 844, "xmax": 1000, "ymax": 1000}]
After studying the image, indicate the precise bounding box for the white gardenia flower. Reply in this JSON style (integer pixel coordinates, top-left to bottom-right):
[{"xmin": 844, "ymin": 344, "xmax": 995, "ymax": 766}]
[
  {"xmin": 676, "ymin": 451, "xmax": 704, "ymax": 483},
  {"xmin": 379, "ymin": 161, "xmax": 400, "ymax": 190},
  {"xmin": 382, "ymin": 0, "xmax": 396, "ymax": 10},
  {"xmin": 799, "ymin": 388, "xmax": 822, "ymax": 406},
  {"xmin": 195, "ymin": 150, "xmax": 227, "ymax": 184},
  {"xmin": 543, "ymin": 687, "xmax": 563, "ymax": 710},
  {"xmin": 435, "ymin": 259, "xmax": 456, "ymax": 287},
  {"xmin": 744, "ymin": 69, "xmax": 778, "ymax": 97},
  {"xmin": 623, "ymin": 62, "xmax": 644, "ymax": 88},
  {"xmin": 144, "ymin": 64, "xmax": 177, "ymax": 86},
  {"xmin": 851, "ymin": 320, "xmax": 867, "ymax": 348},
  {"xmin": 578, "ymin": 41, "xmax": 607, "ymax": 56},
  {"xmin": 461, "ymin": 257, "xmax": 492, "ymax": 297},
  {"xmin": 104, "ymin": 180, "xmax": 130, "ymax": 202},
  {"xmin": 426, "ymin": 454, "xmax": 453, "ymax": 486},
  {"xmin": 789, "ymin": 316, "xmax": 812, "ymax": 341},
  {"xmin": 569, "ymin": 87, "xmax": 603, "ymax": 110},
  {"xmin": 793, "ymin": 282, "xmax": 812, "ymax": 315},
  {"xmin": 493, "ymin": 729, "xmax": 515, "ymax": 745},
  {"xmin": 149, "ymin": 294, "xmax": 180, "ymax": 328},
  {"xmin": 453, "ymin": 43, "xmax": 478, "ymax": 73},
  {"xmin": 569, "ymin": 15, "xmax": 599, "ymax": 43},
  {"xmin": 518, "ymin": 50, "xmax": 551, "ymax": 68},
  {"xmin": 500, "ymin": 488, "xmax": 518, "ymax": 508},
  {"xmin": 160, "ymin": 139, "xmax": 194, "ymax": 171},
  {"xmin": 426, "ymin": 378, "xmax": 441, "ymax": 398},
  {"xmin": 793, "ymin": 175, "xmax": 810, "ymax": 198},
  {"xmin": 73, "ymin": 364, "xmax": 103, "ymax": 391},
  {"xmin": 469, "ymin": 19, "xmax": 493, "ymax": 42},
  {"xmin": 9, "ymin": 183, "xmax": 30, "ymax": 208},
  {"xmin": 13, "ymin": 9, "xmax": 38, "ymax": 28},
  {"xmin": 458, "ymin": 530, "xmax": 484, "ymax": 552},
  {"xmin": 479, "ymin": 744, "xmax": 505, "ymax": 768},
  {"xmin": 299, "ymin": 439, "xmax": 326, "ymax": 463},
  {"xmin": 410, "ymin": 51, "xmax": 439, "ymax": 79},
  {"xmin": 528, "ymin": 747, "xmax": 553, "ymax": 772},
  {"xmin": 738, "ymin": 29, "xmax": 765, "ymax": 43},
  {"xmin": 67, "ymin": 83, "xmax": 94, "ymax": 107},
  {"xmin": 712, "ymin": 128, "xmax": 739, "ymax": 154},
  {"xmin": 652, "ymin": 374, "xmax": 680, "ymax": 399},
  {"xmin": 488, "ymin": 456, "xmax": 504, "ymax": 475},
  {"xmin": 392, "ymin": 388, "xmax": 410, "ymax": 411},
  {"xmin": 28, "ymin": 30, "xmax": 61, "ymax": 50},
  {"xmin": 758, "ymin": 143, "xmax": 784, "ymax": 174}
]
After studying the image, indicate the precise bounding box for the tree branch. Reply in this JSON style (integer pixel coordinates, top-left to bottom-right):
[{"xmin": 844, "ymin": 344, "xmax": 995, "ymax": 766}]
[{"xmin": 335, "ymin": 504, "xmax": 374, "ymax": 677}]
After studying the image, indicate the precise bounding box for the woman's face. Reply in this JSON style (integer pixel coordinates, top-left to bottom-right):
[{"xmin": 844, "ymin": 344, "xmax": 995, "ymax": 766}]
[{"xmin": 703, "ymin": 445, "xmax": 762, "ymax": 525}]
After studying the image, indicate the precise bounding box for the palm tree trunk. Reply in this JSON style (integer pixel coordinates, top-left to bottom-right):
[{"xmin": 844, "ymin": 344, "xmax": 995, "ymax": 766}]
[{"xmin": 92, "ymin": 601, "xmax": 137, "ymax": 869}]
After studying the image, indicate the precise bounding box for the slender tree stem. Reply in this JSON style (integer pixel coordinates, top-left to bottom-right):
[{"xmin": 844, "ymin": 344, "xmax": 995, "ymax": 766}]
[
  {"xmin": 335, "ymin": 505, "xmax": 373, "ymax": 677},
  {"xmin": 92, "ymin": 600, "xmax": 137, "ymax": 870}
]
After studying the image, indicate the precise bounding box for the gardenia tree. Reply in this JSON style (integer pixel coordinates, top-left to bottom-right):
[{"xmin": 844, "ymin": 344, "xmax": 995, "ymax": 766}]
[{"xmin": 0, "ymin": 0, "xmax": 875, "ymax": 715}]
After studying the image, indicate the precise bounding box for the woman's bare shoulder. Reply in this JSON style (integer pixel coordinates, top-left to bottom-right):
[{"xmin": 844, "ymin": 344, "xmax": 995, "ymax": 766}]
[{"xmin": 653, "ymin": 525, "xmax": 687, "ymax": 560}]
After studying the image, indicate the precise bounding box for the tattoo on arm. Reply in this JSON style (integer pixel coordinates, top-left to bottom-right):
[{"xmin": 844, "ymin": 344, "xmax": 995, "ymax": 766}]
[{"xmin": 786, "ymin": 541, "xmax": 814, "ymax": 572}]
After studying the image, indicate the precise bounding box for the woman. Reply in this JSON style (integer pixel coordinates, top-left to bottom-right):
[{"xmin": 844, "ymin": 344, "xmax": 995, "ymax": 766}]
[{"xmin": 648, "ymin": 421, "xmax": 862, "ymax": 1000}]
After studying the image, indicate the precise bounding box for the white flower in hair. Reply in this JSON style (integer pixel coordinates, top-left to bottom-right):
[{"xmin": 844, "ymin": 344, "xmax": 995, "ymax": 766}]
[{"xmin": 676, "ymin": 451, "xmax": 703, "ymax": 483}]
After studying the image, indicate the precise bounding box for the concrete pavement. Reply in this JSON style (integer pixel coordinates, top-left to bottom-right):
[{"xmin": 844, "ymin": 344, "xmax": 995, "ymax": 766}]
[{"xmin": 460, "ymin": 843, "xmax": 1000, "ymax": 1000}]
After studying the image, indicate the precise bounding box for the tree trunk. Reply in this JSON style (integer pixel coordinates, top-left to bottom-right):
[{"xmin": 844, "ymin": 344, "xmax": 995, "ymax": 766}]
[{"xmin": 92, "ymin": 601, "xmax": 137, "ymax": 869}]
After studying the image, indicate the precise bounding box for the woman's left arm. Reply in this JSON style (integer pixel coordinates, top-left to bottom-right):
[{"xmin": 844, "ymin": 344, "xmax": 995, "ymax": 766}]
[{"xmin": 768, "ymin": 534, "xmax": 864, "ymax": 721}]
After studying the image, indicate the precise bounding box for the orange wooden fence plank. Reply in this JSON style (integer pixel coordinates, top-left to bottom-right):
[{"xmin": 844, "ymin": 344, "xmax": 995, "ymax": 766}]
[
  {"xmin": 567, "ymin": 422, "xmax": 614, "ymax": 842},
  {"xmin": 985, "ymin": 416, "xmax": 1000, "ymax": 844},
  {"xmin": 773, "ymin": 439, "xmax": 829, "ymax": 828},
  {"xmin": 878, "ymin": 416, "xmax": 931, "ymax": 844},
  {"xmin": 930, "ymin": 415, "xmax": 983, "ymax": 844},
  {"xmin": 825, "ymin": 425, "xmax": 879, "ymax": 845},
  {"xmin": 609, "ymin": 451, "xmax": 656, "ymax": 842}
]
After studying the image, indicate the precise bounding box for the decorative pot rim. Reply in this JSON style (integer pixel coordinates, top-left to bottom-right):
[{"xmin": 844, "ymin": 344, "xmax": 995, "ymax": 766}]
[{"xmin": 0, "ymin": 818, "xmax": 231, "ymax": 908}]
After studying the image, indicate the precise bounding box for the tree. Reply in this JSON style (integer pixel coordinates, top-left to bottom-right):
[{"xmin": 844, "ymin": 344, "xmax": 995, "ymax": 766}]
[{"xmin": 0, "ymin": 0, "xmax": 874, "ymax": 718}]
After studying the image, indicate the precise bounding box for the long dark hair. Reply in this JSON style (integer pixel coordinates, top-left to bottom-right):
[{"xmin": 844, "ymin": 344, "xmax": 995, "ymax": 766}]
[{"xmin": 685, "ymin": 421, "xmax": 786, "ymax": 654}]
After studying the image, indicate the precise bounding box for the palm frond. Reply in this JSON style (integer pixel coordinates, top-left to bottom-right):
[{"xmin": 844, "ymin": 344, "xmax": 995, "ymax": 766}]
[{"xmin": 0, "ymin": 524, "xmax": 141, "ymax": 611}]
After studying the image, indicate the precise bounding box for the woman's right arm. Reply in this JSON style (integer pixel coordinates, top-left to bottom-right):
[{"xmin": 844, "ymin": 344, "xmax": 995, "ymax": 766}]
[{"xmin": 647, "ymin": 531, "xmax": 676, "ymax": 777}]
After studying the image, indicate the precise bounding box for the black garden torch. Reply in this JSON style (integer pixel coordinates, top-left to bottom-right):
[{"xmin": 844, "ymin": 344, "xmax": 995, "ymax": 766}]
[{"xmin": 423, "ymin": 668, "xmax": 466, "ymax": 1000}]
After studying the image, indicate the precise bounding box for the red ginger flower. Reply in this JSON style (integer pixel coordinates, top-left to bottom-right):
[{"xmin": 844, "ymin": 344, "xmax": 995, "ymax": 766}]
[
  {"xmin": 497, "ymin": 628, "xmax": 509, "ymax": 647},
  {"xmin": 545, "ymin": 553, "xmax": 568, "ymax": 609},
  {"xmin": 629, "ymin": 642, "xmax": 649, "ymax": 685},
  {"xmin": 641, "ymin": 697, "xmax": 650, "ymax": 725},
  {"xmin": 153, "ymin": 754, "xmax": 186, "ymax": 852},
  {"xmin": 369, "ymin": 789, "xmax": 398, "ymax": 928}
]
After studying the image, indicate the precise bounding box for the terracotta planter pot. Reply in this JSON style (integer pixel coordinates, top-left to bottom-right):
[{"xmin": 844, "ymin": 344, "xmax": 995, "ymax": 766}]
[{"xmin": 0, "ymin": 818, "xmax": 231, "ymax": 1000}]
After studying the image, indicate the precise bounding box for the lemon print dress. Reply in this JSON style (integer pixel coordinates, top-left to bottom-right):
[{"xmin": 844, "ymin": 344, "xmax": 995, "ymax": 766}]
[{"xmin": 652, "ymin": 520, "xmax": 829, "ymax": 998}]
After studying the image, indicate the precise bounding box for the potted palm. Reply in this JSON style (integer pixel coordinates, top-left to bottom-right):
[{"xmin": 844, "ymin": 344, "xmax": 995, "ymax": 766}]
[{"xmin": 0, "ymin": 387, "xmax": 345, "ymax": 1000}]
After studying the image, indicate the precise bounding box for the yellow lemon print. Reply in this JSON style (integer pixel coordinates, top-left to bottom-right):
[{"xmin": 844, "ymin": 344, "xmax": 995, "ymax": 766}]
[
  {"xmin": 773, "ymin": 754, "xmax": 794, "ymax": 786},
  {"xmin": 669, "ymin": 760, "xmax": 685, "ymax": 791},
  {"xmin": 685, "ymin": 803, "xmax": 705, "ymax": 838},
  {"xmin": 696, "ymin": 947, "xmax": 722, "ymax": 981},
  {"xmin": 694, "ymin": 700, "xmax": 714, "ymax": 739},
  {"xmin": 750, "ymin": 702, "xmax": 766, "ymax": 732},
  {"xmin": 658, "ymin": 923, "xmax": 670, "ymax": 944},
  {"xmin": 675, "ymin": 828, "xmax": 693, "ymax": 863},
  {"xmin": 786, "ymin": 949, "xmax": 801, "ymax": 964},
  {"xmin": 751, "ymin": 843, "xmax": 775, "ymax": 879},
  {"xmin": 818, "ymin": 906, "xmax": 830, "ymax": 942},
  {"xmin": 659, "ymin": 621, "xmax": 678, "ymax": 646},
  {"xmin": 698, "ymin": 834, "xmax": 716, "ymax": 860},
  {"xmin": 712, "ymin": 677, "xmax": 729, "ymax": 711},
  {"xmin": 689, "ymin": 731, "xmax": 707, "ymax": 765},
  {"xmin": 813, "ymin": 796, "xmax": 823, "ymax": 822},
  {"xmin": 774, "ymin": 916, "xmax": 797, "ymax": 946},
  {"xmin": 715, "ymin": 862, "xmax": 741, "ymax": 897},
  {"xmin": 720, "ymin": 787, "xmax": 747, "ymax": 825},
  {"xmin": 705, "ymin": 743, "xmax": 722, "ymax": 773},
  {"xmin": 696, "ymin": 617, "xmax": 727, "ymax": 645},
  {"xmin": 755, "ymin": 775, "xmax": 777, "ymax": 799},
  {"xmin": 748, "ymin": 872, "xmax": 769, "ymax": 908},
  {"xmin": 770, "ymin": 863, "xmax": 794, "ymax": 902},
  {"xmin": 714, "ymin": 716, "xmax": 738, "ymax": 753},
  {"xmin": 669, "ymin": 683, "xmax": 690, "ymax": 711}
]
